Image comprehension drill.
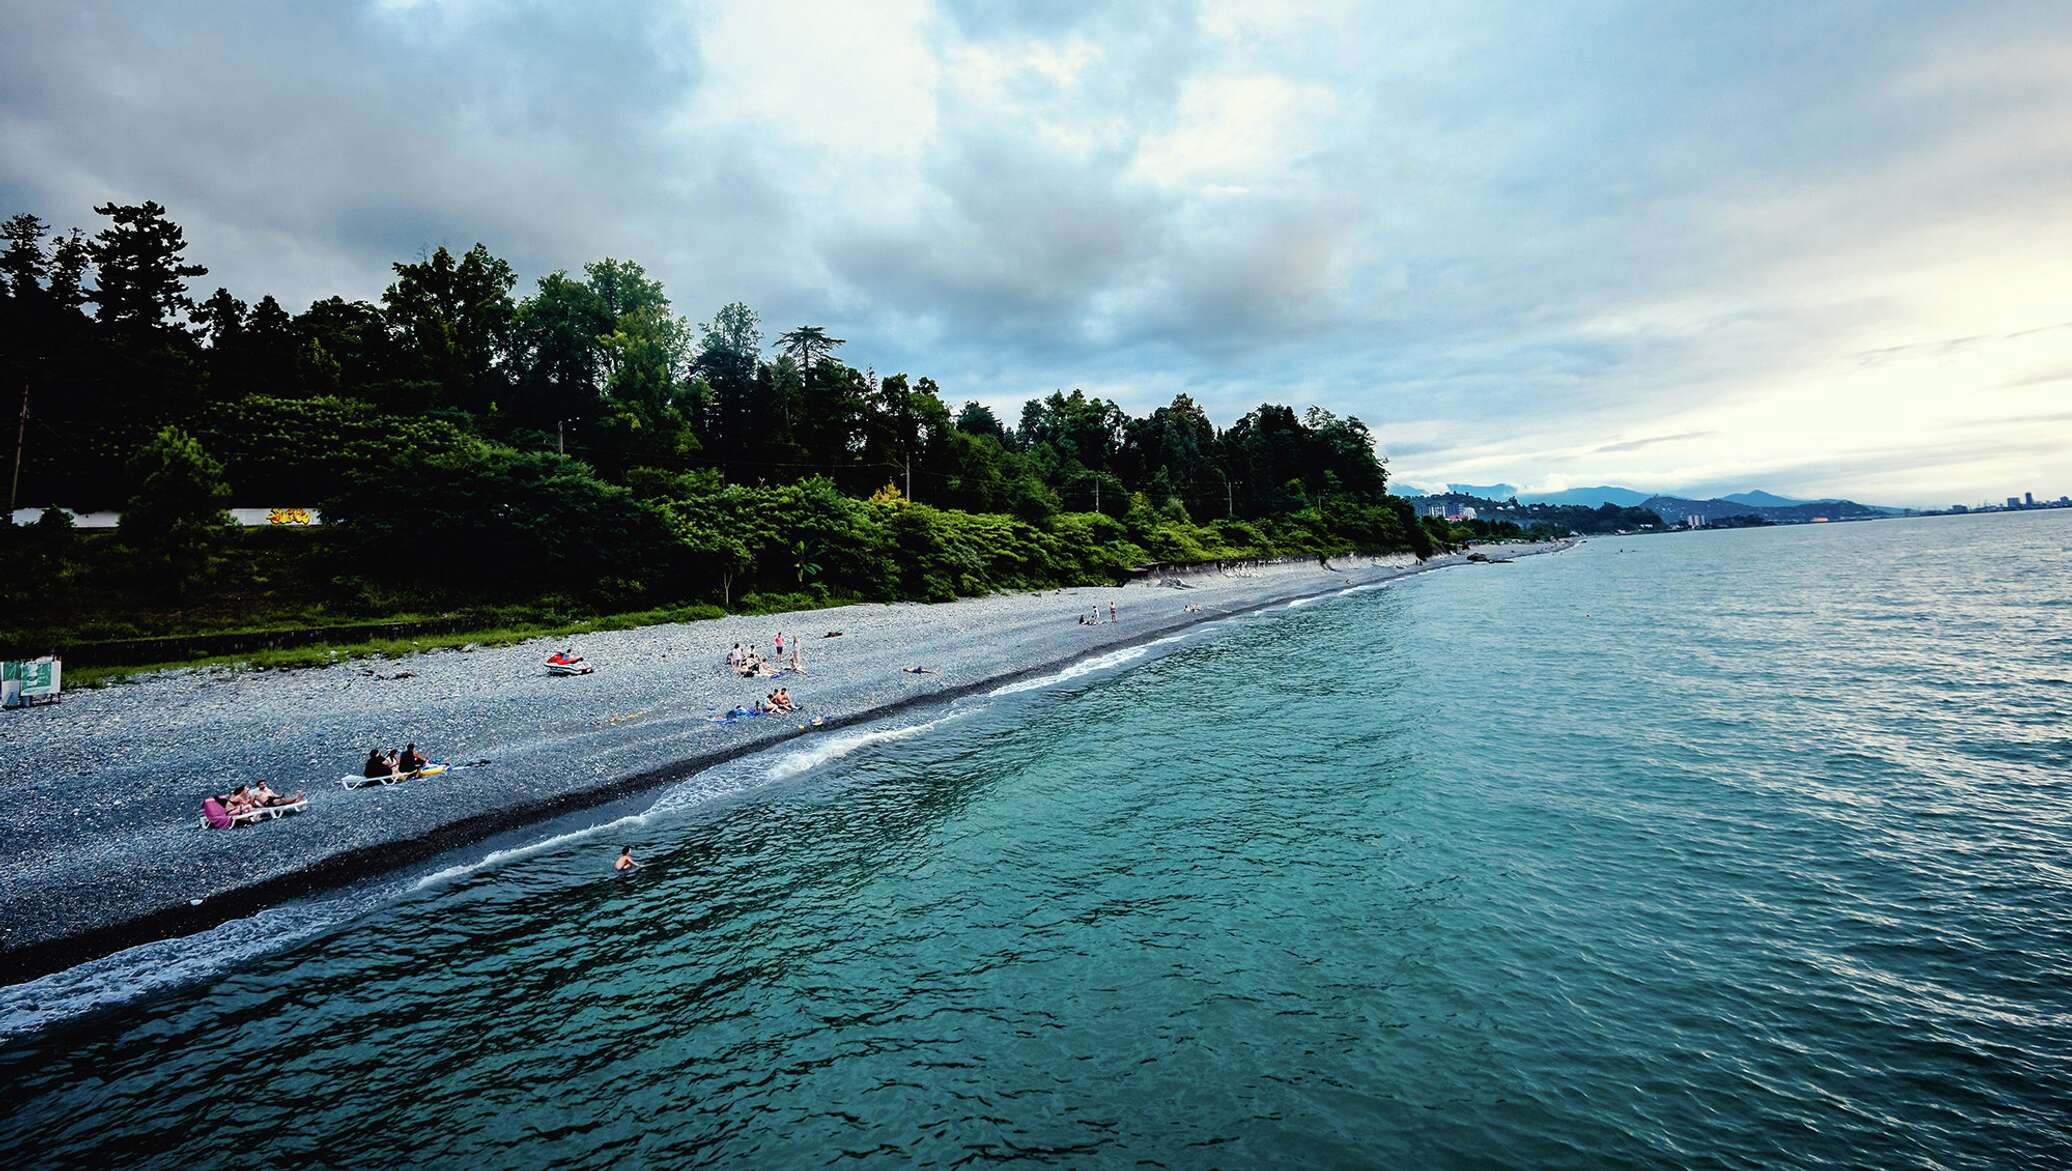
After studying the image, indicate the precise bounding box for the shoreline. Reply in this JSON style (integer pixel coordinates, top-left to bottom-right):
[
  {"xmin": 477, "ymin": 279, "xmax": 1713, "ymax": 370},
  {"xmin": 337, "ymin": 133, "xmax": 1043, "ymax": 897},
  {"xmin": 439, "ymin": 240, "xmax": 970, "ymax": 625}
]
[{"xmin": 0, "ymin": 542, "xmax": 1569, "ymax": 987}]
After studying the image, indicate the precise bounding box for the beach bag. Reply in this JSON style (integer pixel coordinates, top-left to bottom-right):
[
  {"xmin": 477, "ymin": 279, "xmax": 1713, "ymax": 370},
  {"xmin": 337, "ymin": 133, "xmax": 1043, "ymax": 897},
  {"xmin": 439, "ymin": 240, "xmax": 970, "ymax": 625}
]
[{"xmin": 202, "ymin": 798, "xmax": 233, "ymax": 830}]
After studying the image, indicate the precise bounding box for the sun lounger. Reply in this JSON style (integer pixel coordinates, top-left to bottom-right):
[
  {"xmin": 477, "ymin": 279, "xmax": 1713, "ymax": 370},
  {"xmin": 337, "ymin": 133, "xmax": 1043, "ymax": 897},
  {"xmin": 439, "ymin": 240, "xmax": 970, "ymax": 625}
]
[
  {"xmin": 200, "ymin": 797, "xmax": 308, "ymax": 829},
  {"xmin": 339, "ymin": 763, "xmax": 449, "ymax": 789}
]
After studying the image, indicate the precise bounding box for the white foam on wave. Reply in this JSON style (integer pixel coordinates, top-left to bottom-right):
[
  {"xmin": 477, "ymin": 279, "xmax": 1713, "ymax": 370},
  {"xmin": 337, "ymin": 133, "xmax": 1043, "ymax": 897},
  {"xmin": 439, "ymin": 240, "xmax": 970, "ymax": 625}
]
[
  {"xmin": 766, "ymin": 710, "xmax": 970, "ymax": 781},
  {"xmin": 419, "ymin": 710, "xmax": 987, "ymax": 888},
  {"xmin": 0, "ymin": 880, "xmax": 401, "ymax": 1038},
  {"xmin": 410, "ymin": 813, "xmax": 646, "ymax": 891},
  {"xmin": 988, "ymin": 632, "xmax": 1192, "ymax": 697},
  {"xmin": 1284, "ymin": 594, "xmax": 1324, "ymax": 608}
]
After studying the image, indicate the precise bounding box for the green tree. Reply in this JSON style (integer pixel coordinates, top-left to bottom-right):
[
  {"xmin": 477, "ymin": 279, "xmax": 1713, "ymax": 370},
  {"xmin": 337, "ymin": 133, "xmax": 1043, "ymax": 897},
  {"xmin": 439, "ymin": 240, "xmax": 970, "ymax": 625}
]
[
  {"xmin": 774, "ymin": 324, "xmax": 844, "ymax": 373},
  {"xmin": 513, "ymin": 270, "xmax": 609, "ymax": 428},
  {"xmin": 1, "ymin": 213, "xmax": 48, "ymax": 301},
  {"xmin": 119, "ymin": 426, "xmax": 237, "ymax": 596},
  {"xmin": 88, "ymin": 201, "xmax": 207, "ymax": 336},
  {"xmin": 382, "ymin": 243, "xmax": 517, "ymax": 412}
]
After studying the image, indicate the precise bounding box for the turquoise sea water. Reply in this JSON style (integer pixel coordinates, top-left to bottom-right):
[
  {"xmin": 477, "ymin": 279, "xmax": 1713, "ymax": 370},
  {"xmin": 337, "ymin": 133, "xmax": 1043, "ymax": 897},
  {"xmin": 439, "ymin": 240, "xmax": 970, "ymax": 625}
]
[{"xmin": 4, "ymin": 512, "xmax": 2071, "ymax": 1169}]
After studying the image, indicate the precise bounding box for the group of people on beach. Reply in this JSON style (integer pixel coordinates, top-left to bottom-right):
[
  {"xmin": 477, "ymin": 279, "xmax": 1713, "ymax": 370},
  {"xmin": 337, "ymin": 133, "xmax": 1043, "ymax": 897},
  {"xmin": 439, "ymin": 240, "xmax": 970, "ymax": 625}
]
[
  {"xmin": 1078, "ymin": 601, "xmax": 1119, "ymax": 626},
  {"xmin": 363, "ymin": 744, "xmax": 431, "ymax": 779},
  {"xmin": 727, "ymin": 634, "xmax": 805, "ymax": 678},
  {"xmin": 206, "ymin": 780, "xmax": 304, "ymax": 824}
]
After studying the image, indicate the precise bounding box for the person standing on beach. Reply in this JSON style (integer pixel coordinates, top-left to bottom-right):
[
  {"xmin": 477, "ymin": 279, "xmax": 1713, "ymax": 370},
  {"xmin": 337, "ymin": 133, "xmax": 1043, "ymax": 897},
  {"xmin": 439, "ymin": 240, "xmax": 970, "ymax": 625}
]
[
  {"xmin": 775, "ymin": 631, "xmax": 785, "ymax": 660},
  {"xmin": 1109, "ymin": 601, "xmax": 1117, "ymax": 623}
]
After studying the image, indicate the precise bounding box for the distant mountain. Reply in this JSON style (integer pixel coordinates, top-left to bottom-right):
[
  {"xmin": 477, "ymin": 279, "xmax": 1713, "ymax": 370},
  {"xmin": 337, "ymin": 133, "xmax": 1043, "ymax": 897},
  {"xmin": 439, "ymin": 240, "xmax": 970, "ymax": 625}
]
[
  {"xmin": 1722, "ymin": 490, "xmax": 1819, "ymax": 508},
  {"xmin": 1642, "ymin": 495, "xmax": 1881, "ymax": 524},
  {"xmin": 1447, "ymin": 482, "xmax": 1518, "ymax": 500},
  {"xmin": 1519, "ymin": 485, "xmax": 1652, "ymax": 508}
]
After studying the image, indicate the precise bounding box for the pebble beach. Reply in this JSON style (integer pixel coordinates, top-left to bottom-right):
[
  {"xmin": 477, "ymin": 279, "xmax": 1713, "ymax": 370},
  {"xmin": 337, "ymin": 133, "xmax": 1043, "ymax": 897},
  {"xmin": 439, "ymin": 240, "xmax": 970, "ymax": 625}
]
[{"xmin": 0, "ymin": 545, "xmax": 1566, "ymax": 983}]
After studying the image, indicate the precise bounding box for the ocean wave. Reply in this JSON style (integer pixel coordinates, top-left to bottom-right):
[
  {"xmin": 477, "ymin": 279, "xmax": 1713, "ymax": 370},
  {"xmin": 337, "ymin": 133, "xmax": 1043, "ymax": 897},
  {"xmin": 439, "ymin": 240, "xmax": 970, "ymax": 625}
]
[
  {"xmin": 990, "ymin": 644, "xmax": 1146, "ymax": 696},
  {"xmin": 410, "ymin": 814, "xmax": 648, "ymax": 890},
  {"xmin": 765, "ymin": 711, "xmax": 971, "ymax": 781},
  {"xmin": 0, "ymin": 882, "xmax": 401, "ymax": 1038}
]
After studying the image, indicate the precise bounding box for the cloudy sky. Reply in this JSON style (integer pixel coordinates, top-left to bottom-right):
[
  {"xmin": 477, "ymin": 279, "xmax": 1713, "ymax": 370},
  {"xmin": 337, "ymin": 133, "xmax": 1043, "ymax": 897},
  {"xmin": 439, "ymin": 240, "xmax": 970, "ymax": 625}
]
[{"xmin": 4, "ymin": 1, "xmax": 2069, "ymax": 506}]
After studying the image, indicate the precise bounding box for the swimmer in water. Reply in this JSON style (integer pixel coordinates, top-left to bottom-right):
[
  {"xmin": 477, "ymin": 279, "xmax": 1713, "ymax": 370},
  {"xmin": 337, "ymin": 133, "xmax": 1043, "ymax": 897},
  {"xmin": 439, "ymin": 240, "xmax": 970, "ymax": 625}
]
[{"xmin": 615, "ymin": 846, "xmax": 640, "ymax": 872}]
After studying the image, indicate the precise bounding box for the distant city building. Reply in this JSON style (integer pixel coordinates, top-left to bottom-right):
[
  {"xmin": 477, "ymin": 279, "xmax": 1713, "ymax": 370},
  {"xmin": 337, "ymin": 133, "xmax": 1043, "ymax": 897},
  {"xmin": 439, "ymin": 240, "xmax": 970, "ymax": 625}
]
[
  {"xmin": 1684, "ymin": 514, "xmax": 1703, "ymax": 529},
  {"xmin": 2061, "ymin": 496, "xmax": 2070, "ymax": 507},
  {"xmin": 1950, "ymin": 504, "xmax": 1968, "ymax": 514},
  {"xmin": 2008, "ymin": 497, "xmax": 2022, "ymax": 510},
  {"xmin": 2024, "ymin": 492, "xmax": 2035, "ymax": 507},
  {"xmin": 1458, "ymin": 506, "xmax": 1477, "ymax": 521}
]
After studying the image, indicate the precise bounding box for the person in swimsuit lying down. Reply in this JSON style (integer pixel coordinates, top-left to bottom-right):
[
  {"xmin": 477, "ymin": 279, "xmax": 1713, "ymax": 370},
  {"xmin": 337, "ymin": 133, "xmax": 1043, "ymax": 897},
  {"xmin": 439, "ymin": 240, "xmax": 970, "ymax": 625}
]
[
  {"xmin": 902, "ymin": 665, "xmax": 934, "ymax": 674},
  {"xmin": 253, "ymin": 780, "xmax": 304, "ymax": 807}
]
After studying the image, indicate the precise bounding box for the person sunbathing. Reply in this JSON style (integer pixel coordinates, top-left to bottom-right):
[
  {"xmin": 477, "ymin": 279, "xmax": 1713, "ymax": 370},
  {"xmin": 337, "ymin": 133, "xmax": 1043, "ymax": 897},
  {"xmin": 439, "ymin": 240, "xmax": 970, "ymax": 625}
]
[
  {"xmin": 253, "ymin": 780, "xmax": 304, "ymax": 807},
  {"xmin": 903, "ymin": 665, "xmax": 933, "ymax": 674},
  {"xmin": 224, "ymin": 784, "xmax": 258, "ymax": 816},
  {"xmin": 772, "ymin": 688, "xmax": 797, "ymax": 713}
]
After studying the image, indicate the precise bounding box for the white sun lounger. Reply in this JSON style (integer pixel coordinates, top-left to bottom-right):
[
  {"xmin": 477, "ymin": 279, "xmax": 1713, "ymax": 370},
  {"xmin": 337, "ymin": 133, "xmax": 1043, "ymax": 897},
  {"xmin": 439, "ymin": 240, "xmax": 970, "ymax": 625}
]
[
  {"xmin": 200, "ymin": 798, "xmax": 309, "ymax": 829},
  {"xmin": 339, "ymin": 764, "xmax": 449, "ymax": 790}
]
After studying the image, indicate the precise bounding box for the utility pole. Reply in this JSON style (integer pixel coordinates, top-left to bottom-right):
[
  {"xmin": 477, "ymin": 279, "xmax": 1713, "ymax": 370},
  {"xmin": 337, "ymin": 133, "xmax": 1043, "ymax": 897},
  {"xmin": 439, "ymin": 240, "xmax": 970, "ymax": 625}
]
[
  {"xmin": 1094, "ymin": 475, "xmax": 1101, "ymax": 514},
  {"xmin": 556, "ymin": 418, "xmax": 564, "ymax": 456},
  {"xmin": 8, "ymin": 380, "xmax": 26, "ymax": 518},
  {"xmin": 904, "ymin": 453, "xmax": 911, "ymax": 503}
]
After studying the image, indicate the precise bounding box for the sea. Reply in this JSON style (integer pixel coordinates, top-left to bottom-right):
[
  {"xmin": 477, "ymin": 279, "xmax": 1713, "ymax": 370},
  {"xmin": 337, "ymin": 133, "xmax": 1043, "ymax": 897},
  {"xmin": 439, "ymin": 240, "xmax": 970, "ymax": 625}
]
[{"xmin": 3, "ymin": 511, "xmax": 2069, "ymax": 1169}]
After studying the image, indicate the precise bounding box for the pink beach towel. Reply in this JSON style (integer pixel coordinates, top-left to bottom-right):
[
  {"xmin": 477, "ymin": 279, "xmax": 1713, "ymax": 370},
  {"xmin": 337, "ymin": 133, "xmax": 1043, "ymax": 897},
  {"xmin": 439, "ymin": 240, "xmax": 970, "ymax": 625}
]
[{"xmin": 202, "ymin": 798, "xmax": 233, "ymax": 830}]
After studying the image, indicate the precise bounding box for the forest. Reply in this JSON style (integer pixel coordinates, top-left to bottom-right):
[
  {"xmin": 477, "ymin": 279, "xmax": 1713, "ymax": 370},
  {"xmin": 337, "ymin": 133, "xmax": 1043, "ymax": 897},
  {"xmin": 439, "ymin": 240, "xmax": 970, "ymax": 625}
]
[{"xmin": 0, "ymin": 201, "xmax": 1546, "ymax": 652}]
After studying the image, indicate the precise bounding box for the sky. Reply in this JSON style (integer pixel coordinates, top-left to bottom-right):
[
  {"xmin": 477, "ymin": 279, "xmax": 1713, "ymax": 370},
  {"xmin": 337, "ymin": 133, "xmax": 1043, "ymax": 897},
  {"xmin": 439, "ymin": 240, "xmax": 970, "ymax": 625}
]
[{"xmin": 3, "ymin": 1, "xmax": 2069, "ymax": 507}]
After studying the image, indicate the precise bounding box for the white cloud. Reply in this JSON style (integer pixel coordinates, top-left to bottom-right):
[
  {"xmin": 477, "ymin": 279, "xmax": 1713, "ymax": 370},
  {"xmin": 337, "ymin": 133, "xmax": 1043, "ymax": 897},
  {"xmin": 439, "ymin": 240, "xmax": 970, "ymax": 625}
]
[{"xmin": 3, "ymin": 0, "xmax": 2069, "ymax": 504}]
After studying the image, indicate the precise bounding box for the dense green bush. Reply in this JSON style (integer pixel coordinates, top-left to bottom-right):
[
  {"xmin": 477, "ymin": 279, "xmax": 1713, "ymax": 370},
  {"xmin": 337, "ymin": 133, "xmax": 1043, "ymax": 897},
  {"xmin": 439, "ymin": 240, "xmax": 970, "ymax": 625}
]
[{"xmin": 323, "ymin": 442, "xmax": 675, "ymax": 602}]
